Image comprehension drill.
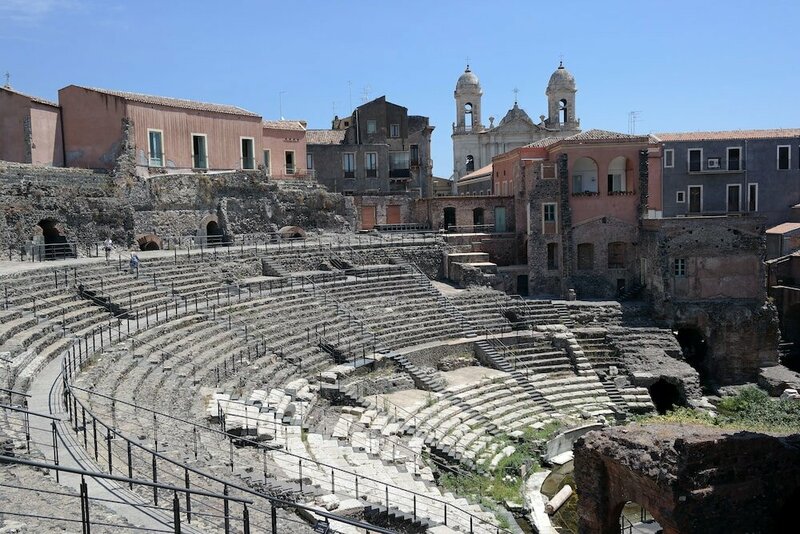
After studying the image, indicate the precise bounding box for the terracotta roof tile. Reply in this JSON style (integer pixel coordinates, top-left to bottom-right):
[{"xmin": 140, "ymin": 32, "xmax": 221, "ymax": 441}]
[
  {"xmin": 306, "ymin": 129, "xmax": 347, "ymax": 145},
  {"xmin": 525, "ymin": 136, "xmax": 568, "ymax": 148},
  {"xmin": 654, "ymin": 129, "xmax": 800, "ymax": 142},
  {"xmin": 564, "ymin": 129, "xmax": 649, "ymax": 142},
  {"xmin": 460, "ymin": 163, "xmax": 493, "ymax": 181},
  {"xmin": 262, "ymin": 120, "xmax": 306, "ymax": 131},
  {"xmin": 78, "ymin": 86, "xmax": 260, "ymax": 117},
  {"xmin": 1, "ymin": 86, "xmax": 58, "ymax": 108}
]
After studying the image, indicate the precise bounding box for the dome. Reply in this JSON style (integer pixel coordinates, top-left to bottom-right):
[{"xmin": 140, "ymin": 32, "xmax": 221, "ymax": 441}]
[
  {"xmin": 456, "ymin": 65, "xmax": 481, "ymax": 92},
  {"xmin": 546, "ymin": 62, "xmax": 576, "ymax": 93}
]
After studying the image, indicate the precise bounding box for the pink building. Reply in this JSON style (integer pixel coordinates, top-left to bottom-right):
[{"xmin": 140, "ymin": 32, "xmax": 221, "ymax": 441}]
[
  {"xmin": 0, "ymin": 86, "xmax": 64, "ymax": 166},
  {"xmin": 261, "ymin": 120, "xmax": 309, "ymax": 179},
  {"xmin": 59, "ymin": 86, "xmax": 265, "ymax": 174}
]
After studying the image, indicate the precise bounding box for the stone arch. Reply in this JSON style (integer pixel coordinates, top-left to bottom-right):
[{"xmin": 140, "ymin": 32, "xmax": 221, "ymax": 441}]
[
  {"xmin": 464, "ymin": 103, "xmax": 473, "ymax": 130},
  {"xmin": 34, "ymin": 218, "xmax": 72, "ymax": 260},
  {"xmin": 572, "ymin": 156, "xmax": 598, "ymax": 193},
  {"xmin": 198, "ymin": 213, "xmax": 224, "ymax": 246},
  {"xmin": 277, "ymin": 226, "xmax": 306, "ymax": 239},
  {"xmin": 613, "ymin": 501, "xmax": 664, "ymax": 534},
  {"xmin": 559, "ymin": 98, "xmax": 568, "ymax": 124},
  {"xmin": 647, "ymin": 378, "xmax": 684, "ymax": 414},
  {"xmin": 465, "ymin": 154, "xmax": 475, "ymax": 172},
  {"xmin": 136, "ymin": 233, "xmax": 162, "ymax": 251}
]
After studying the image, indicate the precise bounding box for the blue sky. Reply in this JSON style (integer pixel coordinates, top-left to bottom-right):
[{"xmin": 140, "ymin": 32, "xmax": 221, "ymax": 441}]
[{"xmin": 2, "ymin": 0, "xmax": 799, "ymax": 178}]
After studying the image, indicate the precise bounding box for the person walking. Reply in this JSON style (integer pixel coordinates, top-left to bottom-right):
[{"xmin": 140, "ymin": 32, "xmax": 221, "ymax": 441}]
[
  {"xmin": 104, "ymin": 237, "xmax": 113, "ymax": 263},
  {"xmin": 129, "ymin": 250, "xmax": 140, "ymax": 278}
]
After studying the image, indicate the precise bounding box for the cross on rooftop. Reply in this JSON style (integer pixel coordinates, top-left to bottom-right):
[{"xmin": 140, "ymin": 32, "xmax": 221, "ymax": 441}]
[
  {"xmin": 513, "ymin": 87, "xmax": 519, "ymax": 104},
  {"xmin": 3, "ymin": 72, "xmax": 9, "ymax": 88}
]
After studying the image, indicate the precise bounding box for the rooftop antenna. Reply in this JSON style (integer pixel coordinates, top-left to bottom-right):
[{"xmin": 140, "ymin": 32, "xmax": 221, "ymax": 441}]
[
  {"xmin": 279, "ymin": 91, "xmax": 286, "ymax": 120},
  {"xmin": 361, "ymin": 85, "xmax": 371, "ymax": 103},
  {"xmin": 3, "ymin": 72, "xmax": 10, "ymax": 88},
  {"xmin": 348, "ymin": 81, "xmax": 352, "ymax": 111},
  {"xmin": 628, "ymin": 111, "xmax": 642, "ymax": 134}
]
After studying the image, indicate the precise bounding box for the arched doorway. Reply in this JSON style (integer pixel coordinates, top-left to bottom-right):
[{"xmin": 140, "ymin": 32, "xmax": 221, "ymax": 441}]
[
  {"xmin": 472, "ymin": 207, "xmax": 484, "ymax": 227},
  {"xmin": 206, "ymin": 220, "xmax": 224, "ymax": 246},
  {"xmin": 647, "ymin": 379, "xmax": 683, "ymax": 414},
  {"xmin": 618, "ymin": 501, "xmax": 663, "ymax": 534},
  {"xmin": 36, "ymin": 219, "xmax": 72, "ymax": 260},
  {"xmin": 136, "ymin": 234, "xmax": 162, "ymax": 251},
  {"xmin": 676, "ymin": 326, "xmax": 710, "ymax": 388},
  {"xmin": 443, "ymin": 207, "xmax": 456, "ymax": 231},
  {"xmin": 781, "ymin": 304, "xmax": 800, "ymax": 372}
]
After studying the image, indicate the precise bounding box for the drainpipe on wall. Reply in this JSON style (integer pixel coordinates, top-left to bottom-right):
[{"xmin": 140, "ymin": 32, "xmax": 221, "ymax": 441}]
[{"xmin": 744, "ymin": 139, "xmax": 749, "ymax": 213}]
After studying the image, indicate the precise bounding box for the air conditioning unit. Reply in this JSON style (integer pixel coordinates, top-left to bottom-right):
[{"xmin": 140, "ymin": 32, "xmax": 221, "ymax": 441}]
[{"xmin": 707, "ymin": 158, "xmax": 721, "ymax": 169}]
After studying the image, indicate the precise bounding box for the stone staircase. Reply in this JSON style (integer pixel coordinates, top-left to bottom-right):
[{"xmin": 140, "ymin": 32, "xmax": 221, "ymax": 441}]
[
  {"xmin": 475, "ymin": 340, "xmax": 554, "ymax": 411},
  {"xmin": 391, "ymin": 353, "xmax": 446, "ymax": 393}
]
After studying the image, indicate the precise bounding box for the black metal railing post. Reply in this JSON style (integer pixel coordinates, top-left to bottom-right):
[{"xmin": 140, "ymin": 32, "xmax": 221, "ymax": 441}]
[{"xmin": 172, "ymin": 491, "xmax": 181, "ymax": 534}]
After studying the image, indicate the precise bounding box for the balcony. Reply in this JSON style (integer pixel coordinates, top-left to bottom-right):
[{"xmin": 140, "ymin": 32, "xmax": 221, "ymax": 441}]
[
  {"xmin": 148, "ymin": 152, "xmax": 164, "ymax": 167},
  {"xmin": 389, "ymin": 168, "xmax": 411, "ymax": 178}
]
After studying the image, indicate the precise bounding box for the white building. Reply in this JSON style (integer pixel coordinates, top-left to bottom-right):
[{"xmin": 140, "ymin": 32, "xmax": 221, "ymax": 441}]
[{"xmin": 451, "ymin": 62, "xmax": 581, "ymax": 192}]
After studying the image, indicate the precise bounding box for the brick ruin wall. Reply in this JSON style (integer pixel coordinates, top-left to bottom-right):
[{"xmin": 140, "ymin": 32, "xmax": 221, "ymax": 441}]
[{"xmin": 574, "ymin": 424, "xmax": 800, "ymax": 534}]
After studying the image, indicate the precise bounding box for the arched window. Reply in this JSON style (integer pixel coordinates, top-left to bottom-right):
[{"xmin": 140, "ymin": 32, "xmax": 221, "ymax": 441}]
[
  {"xmin": 608, "ymin": 242, "xmax": 625, "ymax": 269},
  {"xmin": 577, "ymin": 243, "xmax": 594, "ymax": 270},
  {"xmin": 608, "ymin": 156, "xmax": 627, "ymax": 193},
  {"xmin": 559, "ymin": 99, "xmax": 568, "ymax": 124},
  {"xmin": 464, "ymin": 103, "xmax": 473, "ymax": 130},
  {"xmin": 572, "ymin": 157, "xmax": 598, "ymax": 193},
  {"xmin": 465, "ymin": 154, "xmax": 475, "ymax": 172}
]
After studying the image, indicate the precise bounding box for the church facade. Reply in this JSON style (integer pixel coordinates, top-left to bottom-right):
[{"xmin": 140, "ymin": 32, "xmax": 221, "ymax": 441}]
[{"xmin": 451, "ymin": 62, "xmax": 581, "ymax": 192}]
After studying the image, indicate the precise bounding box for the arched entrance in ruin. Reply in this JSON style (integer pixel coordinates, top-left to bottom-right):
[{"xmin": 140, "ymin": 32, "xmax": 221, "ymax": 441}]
[
  {"xmin": 443, "ymin": 207, "xmax": 456, "ymax": 231},
  {"xmin": 206, "ymin": 220, "xmax": 224, "ymax": 246},
  {"xmin": 616, "ymin": 501, "xmax": 663, "ymax": 534},
  {"xmin": 647, "ymin": 379, "xmax": 684, "ymax": 415},
  {"xmin": 35, "ymin": 218, "xmax": 72, "ymax": 260},
  {"xmin": 780, "ymin": 304, "xmax": 800, "ymax": 372},
  {"xmin": 136, "ymin": 234, "xmax": 162, "ymax": 251},
  {"xmin": 675, "ymin": 326, "xmax": 711, "ymax": 388}
]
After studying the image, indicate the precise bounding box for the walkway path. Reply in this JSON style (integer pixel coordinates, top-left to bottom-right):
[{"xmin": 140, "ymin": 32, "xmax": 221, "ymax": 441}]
[{"xmin": 26, "ymin": 348, "xmax": 203, "ymax": 532}]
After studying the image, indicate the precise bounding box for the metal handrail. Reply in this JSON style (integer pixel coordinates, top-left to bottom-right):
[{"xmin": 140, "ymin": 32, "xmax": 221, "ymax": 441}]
[{"xmin": 62, "ymin": 286, "xmax": 508, "ymax": 533}]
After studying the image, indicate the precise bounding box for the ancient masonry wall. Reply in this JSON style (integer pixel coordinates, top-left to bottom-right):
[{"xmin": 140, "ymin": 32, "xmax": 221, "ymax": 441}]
[
  {"xmin": 0, "ymin": 162, "xmax": 350, "ymax": 253},
  {"xmin": 642, "ymin": 216, "xmax": 779, "ymax": 384},
  {"xmin": 574, "ymin": 424, "xmax": 800, "ymax": 534}
]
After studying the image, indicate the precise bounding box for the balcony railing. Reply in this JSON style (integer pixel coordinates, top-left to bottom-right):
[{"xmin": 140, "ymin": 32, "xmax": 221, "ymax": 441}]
[
  {"xmin": 241, "ymin": 156, "xmax": 256, "ymax": 170},
  {"xmin": 148, "ymin": 152, "xmax": 164, "ymax": 167},
  {"xmin": 366, "ymin": 168, "xmax": 377, "ymax": 178},
  {"xmin": 192, "ymin": 155, "xmax": 208, "ymax": 169},
  {"xmin": 389, "ymin": 168, "xmax": 411, "ymax": 178}
]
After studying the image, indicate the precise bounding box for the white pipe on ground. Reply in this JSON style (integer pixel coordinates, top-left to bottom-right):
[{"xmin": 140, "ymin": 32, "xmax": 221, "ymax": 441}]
[{"xmin": 545, "ymin": 485, "xmax": 573, "ymax": 515}]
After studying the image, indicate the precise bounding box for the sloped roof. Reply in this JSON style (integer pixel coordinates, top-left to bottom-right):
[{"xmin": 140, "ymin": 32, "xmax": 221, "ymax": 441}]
[
  {"xmin": 498, "ymin": 102, "xmax": 534, "ymax": 127},
  {"xmin": 73, "ymin": 86, "xmax": 260, "ymax": 117},
  {"xmin": 262, "ymin": 120, "xmax": 305, "ymax": 131},
  {"xmin": 564, "ymin": 129, "xmax": 649, "ymax": 142},
  {"xmin": 654, "ymin": 129, "xmax": 800, "ymax": 142},
  {"xmin": 767, "ymin": 222, "xmax": 800, "ymax": 235},
  {"xmin": 460, "ymin": 163, "xmax": 493, "ymax": 182},
  {"xmin": 525, "ymin": 135, "xmax": 569, "ymax": 148},
  {"xmin": 1, "ymin": 86, "xmax": 58, "ymax": 107},
  {"xmin": 306, "ymin": 129, "xmax": 347, "ymax": 144}
]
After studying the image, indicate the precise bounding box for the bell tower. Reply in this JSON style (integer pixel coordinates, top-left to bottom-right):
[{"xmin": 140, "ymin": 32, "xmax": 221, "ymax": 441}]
[{"xmin": 452, "ymin": 65, "xmax": 484, "ymax": 184}]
